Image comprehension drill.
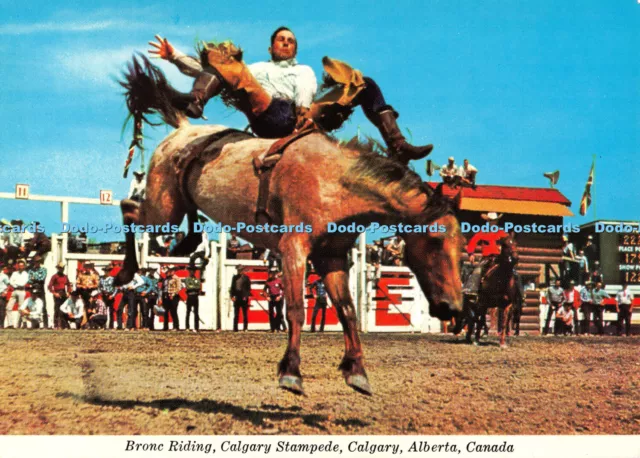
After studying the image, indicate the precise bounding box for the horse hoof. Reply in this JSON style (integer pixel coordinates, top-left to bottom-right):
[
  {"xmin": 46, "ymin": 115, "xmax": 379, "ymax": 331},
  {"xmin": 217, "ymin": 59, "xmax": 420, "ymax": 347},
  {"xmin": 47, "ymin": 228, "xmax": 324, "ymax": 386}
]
[
  {"xmin": 346, "ymin": 375, "xmax": 373, "ymax": 396},
  {"xmin": 279, "ymin": 375, "xmax": 304, "ymax": 395}
]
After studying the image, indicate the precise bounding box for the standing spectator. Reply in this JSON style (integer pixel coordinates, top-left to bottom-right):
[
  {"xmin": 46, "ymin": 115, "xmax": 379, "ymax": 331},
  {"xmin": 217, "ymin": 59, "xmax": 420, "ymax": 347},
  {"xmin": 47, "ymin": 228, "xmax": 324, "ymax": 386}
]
[
  {"xmin": 48, "ymin": 262, "xmax": 71, "ymax": 329},
  {"xmin": 579, "ymin": 282, "xmax": 595, "ymax": 335},
  {"xmin": 7, "ymin": 259, "xmax": 29, "ymax": 328},
  {"xmin": 76, "ymin": 263, "xmax": 99, "ymax": 306},
  {"xmin": 562, "ymin": 235, "xmax": 576, "ymax": 281},
  {"xmin": 162, "ymin": 266, "xmax": 182, "ymax": 331},
  {"xmin": 439, "ymin": 157, "xmax": 458, "ymax": 186},
  {"xmin": 227, "ymin": 235, "xmax": 241, "ymax": 260},
  {"xmin": 386, "ymin": 236, "xmax": 405, "ymax": 266},
  {"xmin": 458, "ymin": 159, "xmax": 478, "ymax": 188},
  {"xmin": 583, "ymin": 234, "xmax": 599, "ymax": 267},
  {"xmin": 136, "ymin": 269, "xmax": 153, "ymax": 330},
  {"xmin": 98, "ymin": 262, "xmax": 117, "ymax": 329},
  {"xmin": 590, "ymin": 261, "xmax": 603, "ymax": 285},
  {"xmin": 575, "ymin": 250, "xmax": 589, "ymax": 285},
  {"xmin": 554, "ymin": 303, "xmax": 574, "ymax": 336},
  {"xmin": 230, "ymin": 266, "xmax": 251, "ymax": 332},
  {"xmin": 60, "ymin": 291, "xmax": 85, "ymax": 329},
  {"xmin": 542, "ymin": 279, "xmax": 564, "ymax": 335},
  {"xmin": 592, "ymin": 282, "xmax": 609, "ymax": 336},
  {"xmin": 129, "ymin": 171, "xmax": 146, "ymax": 202},
  {"xmin": 563, "ymin": 280, "xmax": 582, "ymax": 335},
  {"xmin": 616, "ymin": 283, "xmax": 634, "ymax": 337},
  {"xmin": 87, "ymin": 290, "xmax": 108, "ymax": 329},
  {"xmin": 19, "ymin": 287, "xmax": 45, "ymax": 329},
  {"xmin": 184, "ymin": 267, "xmax": 202, "ymax": 332},
  {"xmin": 0, "ymin": 265, "xmax": 9, "ymax": 328},
  {"xmin": 28, "ymin": 255, "xmax": 48, "ymax": 328},
  {"xmin": 264, "ymin": 269, "xmax": 285, "ymax": 332},
  {"xmin": 143, "ymin": 267, "xmax": 160, "ymax": 330},
  {"xmin": 310, "ymin": 277, "xmax": 328, "ymax": 333},
  {"xmin": 122, "ymin": 271, "xmax": 145, "ymax": 330}
]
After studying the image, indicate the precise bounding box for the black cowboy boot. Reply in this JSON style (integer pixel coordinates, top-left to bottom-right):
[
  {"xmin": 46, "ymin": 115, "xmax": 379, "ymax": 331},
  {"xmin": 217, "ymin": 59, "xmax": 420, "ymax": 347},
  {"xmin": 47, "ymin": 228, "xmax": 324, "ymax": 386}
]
[
  {"xmin": 376, "ymin": 109, "xmax": 433, "ymax": 165},
  {"xmin": 185, "ymin": 70, "xmax": 223, "ymax": 118}
]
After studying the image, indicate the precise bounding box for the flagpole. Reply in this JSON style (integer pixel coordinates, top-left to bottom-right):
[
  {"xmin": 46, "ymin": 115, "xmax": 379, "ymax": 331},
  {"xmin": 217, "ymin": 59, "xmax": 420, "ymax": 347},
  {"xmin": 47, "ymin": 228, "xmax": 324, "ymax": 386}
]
[{"xmin": 592, "ymin": 154, "xmax": 597, "ymax": 221}]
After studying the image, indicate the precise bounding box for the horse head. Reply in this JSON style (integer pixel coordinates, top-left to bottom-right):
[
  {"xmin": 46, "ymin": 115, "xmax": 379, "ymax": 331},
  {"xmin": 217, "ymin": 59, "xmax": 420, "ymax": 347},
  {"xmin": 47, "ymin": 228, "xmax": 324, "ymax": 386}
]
[
  {"xmin": 499, "ymin": 233, "xmax": 519, "ymax": 268},
  {"xmin": 402, "ymin": 183, "xmax": 464, "ymax": 321}
]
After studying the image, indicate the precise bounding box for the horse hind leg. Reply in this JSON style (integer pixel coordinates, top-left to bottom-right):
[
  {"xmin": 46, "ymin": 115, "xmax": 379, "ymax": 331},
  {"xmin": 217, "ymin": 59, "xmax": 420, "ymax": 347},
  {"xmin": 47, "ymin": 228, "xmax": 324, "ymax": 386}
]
[
  {"xmin": 277, "ymin": 235, "xmax": 312, "ymax": 395},
  {"xmin": 313, "ymin": 255, "xmax": 372, "ymax": 396}
]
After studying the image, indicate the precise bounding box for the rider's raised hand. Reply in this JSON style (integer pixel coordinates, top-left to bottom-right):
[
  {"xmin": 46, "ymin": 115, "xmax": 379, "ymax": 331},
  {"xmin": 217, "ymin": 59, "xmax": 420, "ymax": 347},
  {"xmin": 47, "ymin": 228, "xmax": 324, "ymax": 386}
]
[{"xmin": 148, "ymin": 35, "xmax": 175, "ymax": 60}]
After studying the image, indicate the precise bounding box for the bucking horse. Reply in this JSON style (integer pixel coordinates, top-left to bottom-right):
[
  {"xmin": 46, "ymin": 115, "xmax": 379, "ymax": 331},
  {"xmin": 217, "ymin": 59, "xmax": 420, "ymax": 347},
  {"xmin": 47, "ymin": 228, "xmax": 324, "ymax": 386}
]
[{"xmin": 116, "ymin": 56, "xmax": 464, "ymax": 396}]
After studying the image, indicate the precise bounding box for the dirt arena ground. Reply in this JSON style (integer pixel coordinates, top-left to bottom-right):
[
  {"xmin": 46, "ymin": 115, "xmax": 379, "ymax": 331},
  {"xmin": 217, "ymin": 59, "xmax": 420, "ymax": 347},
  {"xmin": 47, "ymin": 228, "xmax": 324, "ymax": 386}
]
[{"xmin": 1, "ymin": 329, "xmax": 638, "ymax": 435}]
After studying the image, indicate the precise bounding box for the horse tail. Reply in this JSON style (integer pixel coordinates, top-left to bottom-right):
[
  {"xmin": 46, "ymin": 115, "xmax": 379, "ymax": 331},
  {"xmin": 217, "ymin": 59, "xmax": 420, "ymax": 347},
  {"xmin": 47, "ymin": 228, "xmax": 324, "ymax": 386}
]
[{"xmin": 119, "ymin": 53, "xmax": 189, "ymax": 129}]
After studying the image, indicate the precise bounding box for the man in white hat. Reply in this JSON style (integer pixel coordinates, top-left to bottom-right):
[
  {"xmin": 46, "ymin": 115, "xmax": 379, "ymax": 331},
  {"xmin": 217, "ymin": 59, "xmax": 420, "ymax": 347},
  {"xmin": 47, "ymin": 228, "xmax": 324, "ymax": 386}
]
[
  {"xmin": 129, "ymin": 171, "xmax": 146, "ymax": 202},
  {"xmin": 439, "ymin": 157, "xmax": 458, "ymax": 185}
]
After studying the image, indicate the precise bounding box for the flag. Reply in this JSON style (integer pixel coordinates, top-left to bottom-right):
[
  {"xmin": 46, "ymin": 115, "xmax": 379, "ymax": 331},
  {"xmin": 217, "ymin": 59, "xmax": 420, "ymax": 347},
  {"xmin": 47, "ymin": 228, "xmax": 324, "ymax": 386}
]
[{"xmin": 579, "ymin": 161, "xmax": 595, "ymax": 216}]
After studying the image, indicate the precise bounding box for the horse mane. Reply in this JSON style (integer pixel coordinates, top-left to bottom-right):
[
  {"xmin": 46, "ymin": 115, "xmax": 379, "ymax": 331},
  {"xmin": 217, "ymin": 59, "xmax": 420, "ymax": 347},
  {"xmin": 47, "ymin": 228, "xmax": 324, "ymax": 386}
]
[{"xmin": 338, "ymin": 136, "xmax": 426, "ymax": 205}]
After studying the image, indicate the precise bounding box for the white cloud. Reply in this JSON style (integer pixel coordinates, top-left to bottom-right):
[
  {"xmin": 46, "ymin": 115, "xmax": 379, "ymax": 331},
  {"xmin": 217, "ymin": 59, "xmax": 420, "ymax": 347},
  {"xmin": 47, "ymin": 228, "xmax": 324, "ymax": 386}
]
[{"xmin": 0, "ymin": 20, "xmax": 145, "ymax": 35}]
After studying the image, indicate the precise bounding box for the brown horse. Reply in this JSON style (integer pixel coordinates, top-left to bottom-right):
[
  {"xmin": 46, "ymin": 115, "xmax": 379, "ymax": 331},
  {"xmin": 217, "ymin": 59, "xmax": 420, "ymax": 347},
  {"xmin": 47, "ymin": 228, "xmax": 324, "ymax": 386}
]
[
  {"xmin": 464, "ymin": 235, "xmax": 519, "ymax": 347},
  {"xmin": 117, "ymin": 56, "xmax": 464, "ymax": 395}
]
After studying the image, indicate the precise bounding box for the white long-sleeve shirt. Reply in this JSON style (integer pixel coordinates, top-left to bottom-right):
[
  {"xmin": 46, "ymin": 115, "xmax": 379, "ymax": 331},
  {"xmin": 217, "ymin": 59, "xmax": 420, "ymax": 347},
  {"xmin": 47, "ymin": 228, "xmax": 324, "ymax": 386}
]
[
  {"xmin": 170, "ymin": 49, "xmax": 317, "ymax": 108},
  {"xmin": 61, "ymin": 297, "xmax": 85, "ymax": 319},
  {"xmin": 20, "ymin": 297, "xmax": 44, "ymax": 321},
  {"xmin": 123, "ymin": 273, "xmax": 145, "ymax": 291},
  {"xmin": 9, "ymin": 271, "xmax": 29, "ymax": 288},
  {"xmin": 248, "ymin": 59, "xmax": 317, "ymax": 108}
]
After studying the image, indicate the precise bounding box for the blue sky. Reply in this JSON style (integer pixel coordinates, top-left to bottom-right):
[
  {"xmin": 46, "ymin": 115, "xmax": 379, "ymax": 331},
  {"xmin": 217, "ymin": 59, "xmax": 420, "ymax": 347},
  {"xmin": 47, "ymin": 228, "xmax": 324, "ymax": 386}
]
[{"xmin": 0, "ymin": 0, "xmax": 638, "ymax": 242}]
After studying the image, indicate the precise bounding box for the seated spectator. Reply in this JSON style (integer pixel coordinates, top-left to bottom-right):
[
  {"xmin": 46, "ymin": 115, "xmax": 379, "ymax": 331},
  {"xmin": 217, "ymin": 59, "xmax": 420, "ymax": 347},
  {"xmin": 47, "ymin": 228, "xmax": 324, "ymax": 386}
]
[
  {"xmin": 458, "ymin": 159, "xmax": 478, "ymax": 188},
  {"xmin": 554, "ymin": 302, "xmax": 574, "ymax": 336},
  {"xmin": 439, "ymin": 157, "xmax": 458, "ymax": 186},
  {"xmin": 25, "ymin": 222, "xmax": 51, "ymax": 258},
  {"xmin": 60, "ymin": 291, "xmax": 85, "ymax": 329},
  {"xmin": 385, "ymin": 236, "xmax": 405, "ymax": 266},
  {"xmin": 19, "ymin": 287, "xmax": 45, "ymax": 329},
  {"xmin": 227, "ymin": 234, "xmax": 241, "ymax": 260}
]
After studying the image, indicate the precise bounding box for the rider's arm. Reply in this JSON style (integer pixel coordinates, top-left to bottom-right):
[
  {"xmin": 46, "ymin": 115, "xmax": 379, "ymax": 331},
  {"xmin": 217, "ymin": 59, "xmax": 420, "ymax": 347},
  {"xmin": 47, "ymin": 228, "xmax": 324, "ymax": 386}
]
[{"xmin": 170, "ymin": 49, "xmax": 204, "ymax": 78}]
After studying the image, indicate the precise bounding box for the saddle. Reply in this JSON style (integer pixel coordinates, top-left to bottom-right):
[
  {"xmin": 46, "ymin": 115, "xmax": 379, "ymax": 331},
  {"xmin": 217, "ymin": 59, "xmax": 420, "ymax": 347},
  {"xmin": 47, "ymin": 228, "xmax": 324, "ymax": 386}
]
[
  {"xmin": 173, "ymin": 128, "xmax": 254, "ymax": 210},
  {"xmin": 173, "ymin": 124, "xmax": 318, "ymax": 223}
]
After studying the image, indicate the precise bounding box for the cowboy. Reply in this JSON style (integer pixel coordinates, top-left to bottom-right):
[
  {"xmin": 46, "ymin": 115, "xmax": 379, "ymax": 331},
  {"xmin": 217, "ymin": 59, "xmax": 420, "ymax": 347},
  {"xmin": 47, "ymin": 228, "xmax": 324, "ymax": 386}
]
[
  {"xmin": 543, "ymin": 279, "xmax": 565, "ymax": 336},
  {"xmin": 87, "ymin": 290, "xmax": 108, "ymax": 330},
  {"xmin": 149, "ymin": 27, "xmax": 433, "ymax": 164},
  {"xmin": 183, "ymin": 267, "xmax": 202, "ymax": 332},
  {"xmin": 129, "ymin": 171, "xmax": 146, "ymax": 202},
  {"xmin": 0, "ymin": 265, "xmax": 9, "ymax": 328},
  {"xmin": 98, "ymin": 262, "xmax": 118, "ymax": 329},
  {"xmin": 7, "ymin": 259, "xmax": 29, "ymax": 328},
  {"xmin": 28, "ymin": 255, "xmax": 48, "ymax": 327},
  {"xmin": 25, "ymin": 222, "xmax": 51, "ymax": 257},
  {"xmin": 616, "ymin": 283, "xmax": 634, "ymax": 337},
  {"xmin": 462, "ymin": 212, "xmax": 509, "ymax": 296},
  {"xmin": 230, "ymin": 265, "xmax": 251, "ymax": 332}
]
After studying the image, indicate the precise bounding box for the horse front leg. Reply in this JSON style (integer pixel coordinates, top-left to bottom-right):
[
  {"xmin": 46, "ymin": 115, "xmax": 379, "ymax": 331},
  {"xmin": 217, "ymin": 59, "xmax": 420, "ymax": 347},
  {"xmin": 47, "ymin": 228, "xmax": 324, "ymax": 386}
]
[
  {"xmin": 313, "ymin": 256, "xmax": 371, "ymax": 396},
  {"xmin": 499, "ymin": 304, "xmax": 513, "ymax": 348},
  {"xmin": 116, "ymin": 168, "xmax": 187, "ymax": 285},
  {"xmin": 277, "ymin": 235, "xmax": 311, "ymax": 395}
]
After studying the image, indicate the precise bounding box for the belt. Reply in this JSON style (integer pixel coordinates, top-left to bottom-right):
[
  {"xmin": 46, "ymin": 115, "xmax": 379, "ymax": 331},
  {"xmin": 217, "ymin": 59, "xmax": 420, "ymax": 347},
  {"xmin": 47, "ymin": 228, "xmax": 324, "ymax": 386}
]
[{"xmin": 14, "ymin": 286, "xmax": 25, "ymax": 291}]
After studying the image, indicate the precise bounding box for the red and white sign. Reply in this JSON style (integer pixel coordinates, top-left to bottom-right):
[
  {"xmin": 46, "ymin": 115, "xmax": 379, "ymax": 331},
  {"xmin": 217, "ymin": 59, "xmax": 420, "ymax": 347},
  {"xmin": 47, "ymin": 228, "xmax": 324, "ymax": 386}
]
[
  {"xmin": 99, "ymin": 190, "xmax": 113, "ymax": 205},
  {"xmin": 15, "ymin": 184, "xmax": 29, "ymax": 199}
]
